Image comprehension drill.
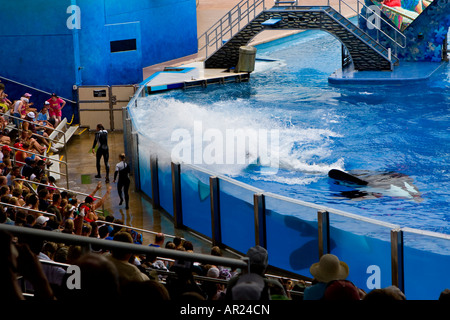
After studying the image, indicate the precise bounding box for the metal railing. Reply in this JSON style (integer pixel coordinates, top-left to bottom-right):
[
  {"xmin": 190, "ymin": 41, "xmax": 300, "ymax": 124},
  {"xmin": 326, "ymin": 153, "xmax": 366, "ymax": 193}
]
[
  {"xmin": 0, "ymin": 223, "xmax": 249, "ymax": 270},
  {"xmin": 198, "ymin": 0, "xmax": 406, "ymax": 62},
  {"xmin": 13, "ymin": 178, "xmax": 109, "ymax": 214},
  {"xmin": 334, "ymin": 0, "xmax": 406, "ymax": 50},
  {"xmin": 0, "ymin": 111, "xmax": 69, "ymax": 153},
  {"xmin": 0, "ymin": 111, "xmax": 70, "ymax": 186},
  {"xmin": 1, "ymin": 143, "xmax": 69, "ymax": 189},
  {"xmin": 197, "ymin": 0, "xmax": 267, "ymax": 59},
  {"xmin": 96, "ymin": 220, "xmax": 185, "ymax": 241},
  {"xmin": 0, "ymin": 75, "xmax": 77, "ymax": 104},
  {"xmin": 0, "ymin": 201, "xmax": 56, "ymax": 218}
]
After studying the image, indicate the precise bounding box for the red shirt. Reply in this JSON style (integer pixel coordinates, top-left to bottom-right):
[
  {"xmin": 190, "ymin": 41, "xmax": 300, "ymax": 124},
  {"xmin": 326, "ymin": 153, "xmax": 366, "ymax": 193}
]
[{"xmin": 383, "ymin": 0, "xmax": 401, "ymax": 7}]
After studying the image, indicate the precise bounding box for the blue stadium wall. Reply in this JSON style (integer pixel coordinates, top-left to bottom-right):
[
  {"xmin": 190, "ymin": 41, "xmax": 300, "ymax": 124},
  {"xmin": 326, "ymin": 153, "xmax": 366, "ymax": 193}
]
[{"xmin": 0, "ymin": 0, "xmax": 198, "ymax": 121}]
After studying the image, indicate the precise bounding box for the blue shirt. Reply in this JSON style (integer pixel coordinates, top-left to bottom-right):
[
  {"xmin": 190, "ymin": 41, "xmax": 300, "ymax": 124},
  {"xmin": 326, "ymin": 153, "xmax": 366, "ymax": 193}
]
[
  {"xmin": 303, "ymin": 282, "xmax": 328, "ymax": 300},
  {"xmin": 37, "ymin": 112, "xmax": 49, "ymax": 123}
]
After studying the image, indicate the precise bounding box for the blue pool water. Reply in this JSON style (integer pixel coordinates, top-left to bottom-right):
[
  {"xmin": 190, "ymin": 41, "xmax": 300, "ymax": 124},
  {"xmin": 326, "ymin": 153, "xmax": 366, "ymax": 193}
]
[{"xmin": 134, "ymin": 29, "xmax": 450, "ymax": 235}]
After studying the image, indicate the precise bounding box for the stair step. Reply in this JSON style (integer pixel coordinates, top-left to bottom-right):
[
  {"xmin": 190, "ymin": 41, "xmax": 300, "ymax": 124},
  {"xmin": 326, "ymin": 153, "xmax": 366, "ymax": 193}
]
[{"xmin": 54, "ymin": 125, "xmax": 79, "ymax": 150}]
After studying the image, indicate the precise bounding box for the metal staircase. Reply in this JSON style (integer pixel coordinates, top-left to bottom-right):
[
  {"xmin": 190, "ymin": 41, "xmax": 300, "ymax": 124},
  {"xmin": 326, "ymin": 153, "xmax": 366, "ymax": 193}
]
[{"xmin": 199, "ymin": 0, "xmax": 407, "ymax": 71}]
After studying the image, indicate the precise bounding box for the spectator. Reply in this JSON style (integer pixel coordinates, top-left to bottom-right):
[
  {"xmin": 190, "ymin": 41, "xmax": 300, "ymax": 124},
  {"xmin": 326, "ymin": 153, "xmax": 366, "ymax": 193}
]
[
  {"xmin": 303, "ymin": 254, "xmax": 349, "ymax": 300},
  {"xmin": 46, "ymin": 93, "xmax": 66, "ymax": 127},
  {"xmin": 14, "ymin": 142, "xmax": 27, "ymax": 168},
  {"xmin": 61, "ymin": 219, "xmax": 74, "ymax": 234},
  {"xmin": 38, "ymin": 188, "xmax": 50, "ymax": 212},
  {"xmin": 75, "ymin": 182, "xmax": 111, "ymax": 233},
  {"xmin": 203, "ymin": 266, "xmax": 226, "ymax": 300},
  {"xmin": 121, "ymin": 280, "xmax": 170, "ymax": 302},
  {"xmin": 210, "ymin": 246, "xmax": 232, "ymax": 280},
  {"xmin": 173, "ymin": 236, "xmax": 183, "ymax": 249},
  {"xmin": 106, "ymin": 231, "xmax": 149, "ymax": 286},
  {"xmin": 33, "ymin": 215, "xmax": 52, "ymax": 231},
  {"xmin": 0, "ymin": 230, "xmax": 54, "ymax": 300},
  {"xmin": 226, "ymin": 245, "xmax": 288, "ymax": 300},
  {"xmin": 323, "ymin": 279, "xmax": 361, "ymax": 301},
  {"xmin": 439, "ymin": 289, "xmax": 450, "ymax": 301},
  {"xmin": 46, "ymin": 193, "xmax": 62, "ymax": 224},
  {"xmin": 0, "ymin": 145, "xmax": 11, "ymax": 164},
  {"xmin": 363, "ymin": 285, "xmax": 406, "ymax": 301},
  {"xmin": 166, "ymin": 258, "xmax": 207, "ymax": 301},
  {"xmin": 98, "ymin": 224, "xmax": 113, "ymax": 240},
  {"xmin": 65, "ymin": 252, "xmax": 120, "ymax": 300},
  {"xmin": 149, "ymin": 232, "xmax": 165, "ymax": 247},
  {"xmin": 183, "ymin": 240, "xmax": 194, "ymax": 251},
  {"xmin": 38, "ymin": 241, "xmax": 66, "ymax": 288}
]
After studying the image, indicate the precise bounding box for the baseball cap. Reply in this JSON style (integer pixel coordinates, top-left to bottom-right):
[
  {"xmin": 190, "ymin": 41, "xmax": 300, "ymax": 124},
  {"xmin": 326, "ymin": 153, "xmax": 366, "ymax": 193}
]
[
  {"xmin": 1, "ymin": 145, "xmax": 11, "ymax": 152},
  {"xmin": 36, "ymin": 215, "xmax": 49, "ymax": 225}
]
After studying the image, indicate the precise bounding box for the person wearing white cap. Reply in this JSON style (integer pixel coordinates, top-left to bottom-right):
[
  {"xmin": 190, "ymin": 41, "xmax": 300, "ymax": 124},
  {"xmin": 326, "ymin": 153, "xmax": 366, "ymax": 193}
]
[
  {"xmin": 34, "ymin": 215, "xmax": 50, "ymax": 230},
  {"xmin": 303, "ymin": 254, "xmax": 350, "ymax": 300}
]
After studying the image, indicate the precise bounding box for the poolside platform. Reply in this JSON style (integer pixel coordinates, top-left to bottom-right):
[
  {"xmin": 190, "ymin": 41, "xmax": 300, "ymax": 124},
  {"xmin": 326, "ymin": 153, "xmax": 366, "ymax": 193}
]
[
  {"xmin": 143, "ymin": 61, "xmax": 250, "ymax": 94},
  {"xmin": 328, "ymin": 61, "xmax": 447, "ymax": 84}
]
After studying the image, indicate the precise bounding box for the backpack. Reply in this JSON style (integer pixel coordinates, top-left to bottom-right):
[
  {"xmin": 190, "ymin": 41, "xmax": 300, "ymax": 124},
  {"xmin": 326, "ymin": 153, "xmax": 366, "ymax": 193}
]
[{"xmin": 231, "ymin": 273, "xmax": 270, "ymax": 301}]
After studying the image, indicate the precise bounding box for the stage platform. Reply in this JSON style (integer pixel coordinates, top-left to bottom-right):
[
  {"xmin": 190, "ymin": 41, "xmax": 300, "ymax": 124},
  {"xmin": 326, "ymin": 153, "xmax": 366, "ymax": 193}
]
[{"xmin": 328, "ymin": 61, "xmax": 447, "ymax": 84}]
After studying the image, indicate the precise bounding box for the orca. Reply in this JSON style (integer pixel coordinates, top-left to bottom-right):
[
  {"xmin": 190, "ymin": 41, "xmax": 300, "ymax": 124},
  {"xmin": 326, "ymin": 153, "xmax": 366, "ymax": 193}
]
[{"xmin": 328, "ymin": 169, "xmax": 423, "ymax": 202}]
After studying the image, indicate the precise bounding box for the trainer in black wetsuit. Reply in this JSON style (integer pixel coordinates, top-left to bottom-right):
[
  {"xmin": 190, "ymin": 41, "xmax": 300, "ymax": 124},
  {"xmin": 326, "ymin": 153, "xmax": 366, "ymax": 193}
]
[
  {"xmin": 92, "ymin": 123, "xmax": 110, "ymax": 183},
  {"xmin": 113, "ymin": 153, "xmax": 130, "ymax": 209}
]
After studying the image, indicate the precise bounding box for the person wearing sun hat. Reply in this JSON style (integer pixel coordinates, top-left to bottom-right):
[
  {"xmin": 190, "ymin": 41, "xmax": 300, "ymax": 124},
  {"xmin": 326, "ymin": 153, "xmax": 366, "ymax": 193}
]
[{"xmin": 303, "ymin": 254, "xmax": 350, "ymax": 300}]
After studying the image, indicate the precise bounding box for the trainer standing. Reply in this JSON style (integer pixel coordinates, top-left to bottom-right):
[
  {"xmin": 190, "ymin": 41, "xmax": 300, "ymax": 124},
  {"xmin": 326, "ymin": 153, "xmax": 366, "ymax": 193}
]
[
  {"xmin": 113, "ymin": 153, "xmax": 130, "ymax": 209},
  {"xmin": 92, "ymin": 123, "xmax": 110, "ymax": 183}
]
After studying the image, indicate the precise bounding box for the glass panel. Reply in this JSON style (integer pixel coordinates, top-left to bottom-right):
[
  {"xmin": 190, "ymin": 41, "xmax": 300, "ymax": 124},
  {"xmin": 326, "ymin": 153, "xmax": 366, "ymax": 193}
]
[
  {"xmin": 219, "ymin": 179, "xmax": 255, "ymax": 254},
  {"xmin": 328, "ymin": 213, "xmax": 392, "ymax": 293},
  {"xmin": 403, "ymin": 231, "xmax": 450, "ymax": 300},
  {"xmin": 137, "ymin": 132, "xmax": 152, "ymax": 198},
  {"xmin": 265, "ymin": 195, "xmax": 319, "ymax": 277},
  {"xmin": 157, "ymin": 151, "xmax": 173, "ymax": 216},
  {"xmin": 180, "ymin": 165, "xmax": 212, "ymax": 238}
]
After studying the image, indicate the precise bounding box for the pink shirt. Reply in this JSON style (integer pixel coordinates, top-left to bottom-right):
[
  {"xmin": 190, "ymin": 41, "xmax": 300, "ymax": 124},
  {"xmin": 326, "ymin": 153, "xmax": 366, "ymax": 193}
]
[{"xmin": 46, "ymin": 98, "xmax": 64, "ymax": 116}]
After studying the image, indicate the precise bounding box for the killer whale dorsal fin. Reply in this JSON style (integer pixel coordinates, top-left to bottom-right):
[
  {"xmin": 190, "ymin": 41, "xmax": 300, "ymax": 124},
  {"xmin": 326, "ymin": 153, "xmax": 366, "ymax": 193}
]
[{"xmin": 328, "ymin": 169, "xmax": 369, "ymax": 186}]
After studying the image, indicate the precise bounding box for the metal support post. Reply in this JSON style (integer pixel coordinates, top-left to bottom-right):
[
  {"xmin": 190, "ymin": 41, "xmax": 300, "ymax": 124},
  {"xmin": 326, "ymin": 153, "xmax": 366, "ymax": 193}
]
[
  {"xmin": 171, "ymin": 162, "xmax": 183, "ymax": 228},
  {"xmin": 150, "ymin": 155, "xmax": 160, "ymax": 209},
  {"xmin": 391, "ymin": 228, "xmax": 405, "ymax": 293},
  {"xmin": 254, "ymin": 193, "xmax": 267, "ymax": 248},
  {"xmin": 210, "ymin": 176, "xmax": 222, "ymax": 246},
  {"xmin": 318, "ymin": 209, "xmax": 330, "ymax": 257}
]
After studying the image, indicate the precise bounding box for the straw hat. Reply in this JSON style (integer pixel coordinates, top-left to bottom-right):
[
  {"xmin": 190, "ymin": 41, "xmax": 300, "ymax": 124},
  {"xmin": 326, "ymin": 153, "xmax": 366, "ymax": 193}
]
[{"xmin": 310, "ymin": 254, "xmax": 349, "ymax": 283}]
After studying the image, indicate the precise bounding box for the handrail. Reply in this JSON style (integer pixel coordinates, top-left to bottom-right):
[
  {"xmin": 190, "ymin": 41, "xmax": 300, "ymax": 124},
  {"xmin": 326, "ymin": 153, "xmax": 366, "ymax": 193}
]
[
  {"xmin": 0, "ymin": 111, "xmax": 70, "ymax": 188},
  {"xmin": 0, "ymin": 201, "xmax": 56, "ymax": 217},
  {"xmin": 337, "ymin": 0, "xmax": 406, "ymax": 49},
  {"xmin": 13, "ymin": 160, "xmax": 67, "ymax": 178},
  {"xmin": 95, "ymin": 220, "xmax": 185, "ymax": 240},
  {"xmin": 1, "ymin": 144, "xmax": 66, "ymax": 164},
  {"xmin": 198, "ymin": 0, "xmax": 406, "ymax": 63},
  {"xmin": 0, "ymin": 111, "xmax": 67, "ymax": 142},
  {"xmin": 198, "ymin": 0, "xmax": 266, "ymax": 59},
  {"xmin": 0, "ymin": 223, "xmax": 249, "ymax": 269},
  {"xmin": 1, "ymin": 111, "xmax": 69, "ymax": 158},
  {"xmin": 14, "ymin": 178, "xmax": 107, "ymax": 215},
  {"xmin": 0, "ymin": 75, "xmax": 77, "ymax": 104},
  {"xmin": 15, "ymin": 178, "xmax": 89, "ymax": 197}
]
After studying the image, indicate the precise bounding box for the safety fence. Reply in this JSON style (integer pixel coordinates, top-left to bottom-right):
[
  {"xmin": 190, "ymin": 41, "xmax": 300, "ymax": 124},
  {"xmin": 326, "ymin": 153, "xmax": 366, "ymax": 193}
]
[{"xmin": 124, "ymin": 81, "xmax": 450, "ymax": 300}]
